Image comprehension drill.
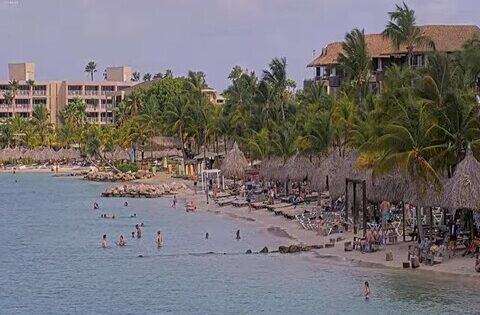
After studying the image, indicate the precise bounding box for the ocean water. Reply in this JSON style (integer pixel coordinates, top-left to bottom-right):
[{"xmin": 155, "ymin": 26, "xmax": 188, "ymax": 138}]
[{"xmin": 0, "ymin": 174, "xmax": 479, "ymax": 315}]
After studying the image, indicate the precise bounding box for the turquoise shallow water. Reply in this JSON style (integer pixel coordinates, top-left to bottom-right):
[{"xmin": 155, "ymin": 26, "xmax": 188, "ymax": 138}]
[{"xmin": 0, "ymin": 174, "xmax": 479, "ymax": 315}]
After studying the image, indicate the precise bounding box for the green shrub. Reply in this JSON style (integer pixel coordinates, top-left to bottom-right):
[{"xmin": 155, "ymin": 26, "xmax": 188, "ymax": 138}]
[{"xmin": 116, "ymin": 163, "xmax": 139, "ymax": 173}]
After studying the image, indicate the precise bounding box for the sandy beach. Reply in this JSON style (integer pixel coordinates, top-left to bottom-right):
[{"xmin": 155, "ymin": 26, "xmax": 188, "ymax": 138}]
[
  {"xmin": 0, "ymin": 165, "xmax": 90, "ymax": 174},
  {"xmin": 137, "ymin": 173, "xmax": 480, "ymax": 279}
]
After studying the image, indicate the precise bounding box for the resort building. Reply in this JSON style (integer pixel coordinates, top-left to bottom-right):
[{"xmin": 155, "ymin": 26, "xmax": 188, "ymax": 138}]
[
  {"xmin": 307, "ymin": 25, "xmax": 480, "ymax": 94},
  {"xmin": 0, "ymin": 63, "xmax": 135, "ymax": 125}
]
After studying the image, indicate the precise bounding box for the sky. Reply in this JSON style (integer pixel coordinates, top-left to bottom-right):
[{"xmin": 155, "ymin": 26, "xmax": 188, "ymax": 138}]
[{"xmin": 0, "ymin": 0, "xmax": 478, "ymax": 90}]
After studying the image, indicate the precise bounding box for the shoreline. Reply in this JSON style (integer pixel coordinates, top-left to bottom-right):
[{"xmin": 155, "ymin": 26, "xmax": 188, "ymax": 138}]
[{"xmin": 136, "ymin": 173, "xmax": 480, "ymax": 279}]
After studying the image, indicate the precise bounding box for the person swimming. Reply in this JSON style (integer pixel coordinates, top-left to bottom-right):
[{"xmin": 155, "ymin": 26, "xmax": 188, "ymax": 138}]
[
  {"xmin": 236, "ymin": 230, "xmax": 241, "ymax": 240},
  {"xmin": 156, "ymin": 231, "xmax": 163, "ymax": 247},
  {"xmin": 364, "ymin": 281, "xmax": 370, "ymax": 299},
  {"xmin": 136, "ymin": 224, "xmax": 142, "ymax": 238},
  {"xmin": 118, "ymin": 235, "xmax": 126, "ymax": 246},
  {"xmin": 130, "ymin": 213, "xmax": 136, "ymax": 218},
  {"xmin": 101, "ymin": 235, "xmax": 107, "ymax": 248},
  {"xmin": 93, "ymin": 202, "xmax": 99, "ymax": 210},
  {"xmin": 131, "ymin": 231, "xmax": 135, "ymax": 238}
]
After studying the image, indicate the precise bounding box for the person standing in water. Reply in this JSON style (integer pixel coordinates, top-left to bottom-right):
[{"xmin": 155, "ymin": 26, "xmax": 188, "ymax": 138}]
[
  {"xmin": 156, "ymin": 231, "xmax": 163, "ymax": 247},
  {"xmin": 118, "ymin": 235, "xmax": 126, "ymax": 246},
  {"xmin": 172, "ymin": 195, "xmax": 177, "ymax": 208},
  {"xmin": 131, "ymin": 232, "xmax": 135, "ymax": 238},
  {"xmin": 364, "ymin": 281, "xmax": 370, "ymax": 299},
  {"xmin": 124, "ymin": 201, "xmax": 128, "ymax": 207},
  {"xmin": 136, "ymin": 224, "xmax": 142, "ymax": 238},
  {"xmin": 205, "ymin": 232, "xmax": 209, "ymax": 239},
  {"xmin": 101, "ymin": 235, "xmax": 107, "ymax": 248},
  {"xmin": 236, "ymin": 230, "xmax": 241, "ymax": 240}
]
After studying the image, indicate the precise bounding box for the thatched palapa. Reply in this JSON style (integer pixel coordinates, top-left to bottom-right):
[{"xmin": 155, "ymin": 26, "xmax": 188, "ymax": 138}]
[
  {"xmin": 442, "ymin": 148, "xmax": 480, "ymax": 211},
  {"xmin": 259, "ymin": 157, "xmax": 283, "ymax": 180},
  {"xmin": 283, "ymin": 153, "xmax": 315, "ymax": 182},
  {"xmin": 220, "ymin": 142, "xmax": 248, "ymax": 179}
]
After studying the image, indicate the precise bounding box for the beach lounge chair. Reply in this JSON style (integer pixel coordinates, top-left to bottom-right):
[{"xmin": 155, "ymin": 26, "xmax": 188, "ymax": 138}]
[
  {"xmin": 216, "ymin": 197, "xmax": 237, "ymax": 207},
  {"xmin": 232, "ymin": 199, "xmax": 249, "ymax": 207},
  {"xmin": 266, "ymin": 203, "xmax": 290, "ymax": 212},
  {"xmin": 251, "ymin": 202, "xmax": 267, "ymax": 210}
]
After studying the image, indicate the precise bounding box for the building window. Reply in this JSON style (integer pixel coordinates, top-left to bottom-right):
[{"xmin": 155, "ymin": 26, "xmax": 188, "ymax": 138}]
[{"xmin": 411, "ymin": 54, "xmax": 424, "ymax": 67}]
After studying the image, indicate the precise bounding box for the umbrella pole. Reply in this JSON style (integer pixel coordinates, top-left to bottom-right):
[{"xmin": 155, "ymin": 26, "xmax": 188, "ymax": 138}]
[
  {"xmin": 353, "ymin": 182, "xmax": 357, "ymax": 235},
  {"xmin": 345, "ymin": 178, "xmax": 349, "ymax": 226},
  {"xmin": 402, "ymin": 202, "xmax": 406, "ymax": 242},
  {"xmin": 362, "ymin": 180, "xmax": 367, "ymax": 237},
  {"xmin": 416, "ymin": 206, "xmax": 423, "ymax": 242}
]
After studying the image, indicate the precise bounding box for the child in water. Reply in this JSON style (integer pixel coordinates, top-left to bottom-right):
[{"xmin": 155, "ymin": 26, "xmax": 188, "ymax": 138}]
[
  {"xmin": 101, "ymin": 235, "xmax": 107, "ymax": 248},
  {"xmin": 364, "ymin": 281, "xmax": 370, "ymax": 299},
  {"xmin": 118, "ymin": 235, "xmax": 126, "ymax": 246}
]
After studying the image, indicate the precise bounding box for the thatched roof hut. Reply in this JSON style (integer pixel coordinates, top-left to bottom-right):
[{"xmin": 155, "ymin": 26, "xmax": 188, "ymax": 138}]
[
  {"xmin": 259, "ymin": 157, "xmax": 283, "ymax": 180},
  {"xmin": 442, "ymin": 148, "xmax": 480, "ymax": 211},
  {"xmin": 283, "ymin": 153, "xmax": 315, "ymax": 182},
  {"xmin": 220, "ymin": 142, "xmax": 248, "ymax": 179},
  {"xmin": 141, "ymin": 136, "xmax": 181, "ymax": 151},
  {"xmin": 366, "ymin": 169, "xmax": 407, "ymax": 204}
]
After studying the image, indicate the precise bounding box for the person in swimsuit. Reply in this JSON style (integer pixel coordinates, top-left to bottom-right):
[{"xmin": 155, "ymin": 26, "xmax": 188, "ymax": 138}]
[
  {"xmin": 101, "ymin": 235, "xmax": 107, "ymax": 248},
  {"xmin": 118, "ymin": 235, "xmax": 126, "ymax": 246},
  {"xmin": 136, "ymin": 224, "xmax": 142, "ymax": 238},
  {"xmin": 236, "ymin": 230, "xmax": 241, "ymax": 240},
  {"xmin": 206, "ymin": 232, "xmax": 209, "ymax": 239},
  {"xmin": 131, "ymin": 231, "xmax": 135, "ymax": 238},
  {"xmin": 172, "ymin": 195, "xmax": 177, "ymax": 208},
  {"xmin": 156, "ymin": 231, "xmax": 163, "ymax": 247},
  {"xmin": 93, "ymin": 202, "xmax": 99, "ymax": 209},
  {"xmin": 364, "ymin": 281, "xmax": 370, "ymax": 299},
  {"xmin": 124, "ymin": 202, "xmax": 128, "ymax": 207}
]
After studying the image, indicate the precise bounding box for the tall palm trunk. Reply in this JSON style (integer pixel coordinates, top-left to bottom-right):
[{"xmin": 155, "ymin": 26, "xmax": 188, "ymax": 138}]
[{"xmin": 179, "ymin": 126, "xmax": 186, "ymax": 175}]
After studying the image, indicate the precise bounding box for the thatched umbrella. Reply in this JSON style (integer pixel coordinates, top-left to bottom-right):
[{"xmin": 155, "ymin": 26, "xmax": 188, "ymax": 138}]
[
  {"xmin": 259, "ymin": 157, "xmax": 282, "ymax": 180},
  {"xmin": 220, "ymin": 142, "xmax": 248, "ymax": 180},
  {"xmin": 283, "ymin": 153, "xmax": 315, "ymax": 182},
  {"xmin": 442, "ymin": 148, "xmax": 480, "ymax": 211},
  {"xmin": 366, "ymin": 169, "xmax": 407, "ymax": 204}
]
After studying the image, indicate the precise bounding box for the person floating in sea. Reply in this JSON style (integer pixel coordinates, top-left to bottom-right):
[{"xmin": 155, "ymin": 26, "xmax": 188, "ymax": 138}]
[
  {"xmin": 172, "ymin": 195, "xmax": 177, "ymax": 208},
  {"xmin": 156, "ymin": 231, "xmax": 163, "ymax": 247},
  {"xmin": 93, "ymin": 202, "xmax": 99, "ymax": 210},
  {"xmin": 131, "ymin": 213, "xmax": 136, "ymax": 218},
  {"xmin": 364, "ymin": 281, "xmax": 370, "ymax": 299},
  {"xmin": 124, "ymin": 201, "xmax": 128, "ymax": 207},
  {"xmin": 118, "ymin": 235, "xmax": 126, "ymax": 246},
  {"xmin": 236, "ymin": 230, "xmax": 241, "ymax": 240},
  {"xmin": 136, "ymin": 224, "xmax": 142, "ymax": 238},
  {"xmin": 101, "ymin": 235, "xmax": 107, "ymax": 248}
]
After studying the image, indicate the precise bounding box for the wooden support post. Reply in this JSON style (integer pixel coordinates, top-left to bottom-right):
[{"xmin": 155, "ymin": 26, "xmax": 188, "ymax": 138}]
[
  {"xmin": 345, "ymin": 178, "xmax": 349, "ymax": 224},
  {"xmin": 362, "ymin": 180, "xmax": 367, "ymax": 237},
  {"xmin": 402, "ymin": 202, "xmax": 406, "ymax": 242},
  {"xmin": 416, "ymin": 206, "xmax": 423, "ymax": 242},
  {"xmin": 353, "ymin": 182, "xmax": 357, "ymax": 234},
  {"xmin": 326, "ymin": 175, "xmax": 329, "ymax": 190},
  {"xmin": 430, "ymin": 207, "xmax": 433, "ymax": 240}
]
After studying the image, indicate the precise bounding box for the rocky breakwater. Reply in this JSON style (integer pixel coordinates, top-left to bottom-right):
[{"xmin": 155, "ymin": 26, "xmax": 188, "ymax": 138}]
[
  {"xmin": 84, "ymin": 170, "xmax": 152, "ymax": 182},
  {"xmin": 102, "ymin": 182, "xmax": 188, "ymax": 198}
]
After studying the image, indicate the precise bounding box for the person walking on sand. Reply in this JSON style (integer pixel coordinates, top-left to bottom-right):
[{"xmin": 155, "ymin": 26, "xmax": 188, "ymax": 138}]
[
  {"xmin": 101, "ymin": 235, "xmax": 107, "ymax": 248},
  {"xmin": 236, "ymin": 230, "xmax": 241, "ymax": 240},
  {"xmin": 156, "ymin": 231, "xmax": 163, "ymax": 247},
  {"xmin": 172, "ymin": 195, "xmax": 177, "ymax": 208},
  {"xmin": 363, "ymin": 281, "xmax": 370, "ymax": 299}
]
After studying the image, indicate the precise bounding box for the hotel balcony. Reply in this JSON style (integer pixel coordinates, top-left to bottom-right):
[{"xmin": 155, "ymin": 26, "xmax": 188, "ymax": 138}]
[{"xmin": 68, "ymin": 90, "xmax": 83, "ymax": 96}]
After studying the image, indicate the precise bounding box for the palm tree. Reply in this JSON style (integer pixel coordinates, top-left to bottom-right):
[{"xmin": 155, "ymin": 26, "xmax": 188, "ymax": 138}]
[
  {"xmin": 247, "ymin": 128, "xmax": 271, "ymax": 160},
  {"xmin": 132, "ymin": 71, "xmax": 140, "ymax": 82},
  {"xmin": 153, "ymin": 72, "xmax": 163, "ymax": 80},
  {"xmin": 3, "ymin": 90, "xmax": 14, "ymax": 118},
  {"xmin": 262, "ymin": 57, "xmax": 290, "ymax": 121},
  {"xmin": 8, "ymin": 80, "xmax": 19, "ymax": 117},
  {"xmin": 143, "ymin": 73, "xmax": 152, "ymax": 81},
  {"xmin": 114, "ymin": 100, "xmax": 132, "ymax": 127},
  {"xmin": 27, "ymin": 79, "xmax": 35, "ymax": 114},
  {"xmin": 382, "ymin": 2, "xmax": 435, "ymax": 69},
  {"xmin": 163, "ymin": 95, "xmax": 194, "ymax": 172},
  {"xmin": 31, "ymin": 104, "xmax": 52, "ymax": 146},
  {"xmin": 84, "ymin": 61, "xmax": 97, "ymax": 80},
  {"xmin": 337, "ymin": 28, "xmax": 371, "ymax": 109}
]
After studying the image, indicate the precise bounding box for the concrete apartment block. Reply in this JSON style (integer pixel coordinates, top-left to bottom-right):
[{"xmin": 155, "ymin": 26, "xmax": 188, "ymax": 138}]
[
  {"xmin": 106, "ymin": 66, "xmax": 132, "ymax": 82},
  {"xmin": 9, "ymin": 63, "xmax": 36, "ymax": 81}
]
